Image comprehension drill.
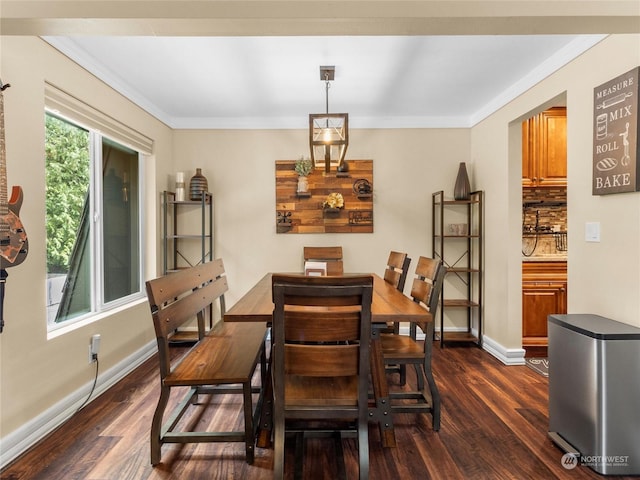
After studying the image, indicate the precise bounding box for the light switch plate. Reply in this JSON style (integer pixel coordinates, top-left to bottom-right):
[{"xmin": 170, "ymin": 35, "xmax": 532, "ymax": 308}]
[{"xmin": 585, "ymin": 222, "xmax": 601, "ymax": 242}]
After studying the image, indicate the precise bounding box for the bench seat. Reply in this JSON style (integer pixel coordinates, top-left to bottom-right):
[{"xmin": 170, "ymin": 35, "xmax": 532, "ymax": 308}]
[
  {"xmin": 166, "ymin": 322, "xmax": 267, "ymax": 386},
  {"xmin": 145, "ymin": 259, "xmax": 267, "ymax": 465}
]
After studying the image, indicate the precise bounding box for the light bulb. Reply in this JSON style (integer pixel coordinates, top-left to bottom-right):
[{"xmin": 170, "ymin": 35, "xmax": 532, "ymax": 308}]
[{"xmin": 322, "ymin": 127, "xmax": 332, "ymax": 143}]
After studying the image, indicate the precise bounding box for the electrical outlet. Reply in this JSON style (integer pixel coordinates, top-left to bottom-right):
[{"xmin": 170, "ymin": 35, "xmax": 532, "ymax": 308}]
[{"xmin": 89, "ymin": 334, "xmax": 101, "ymax": 362}]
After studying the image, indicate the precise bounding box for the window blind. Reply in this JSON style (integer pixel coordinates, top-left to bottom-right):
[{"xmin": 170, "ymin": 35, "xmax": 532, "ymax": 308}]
[{"xmin": 44, "ymin": 82, "xmax": 153, "ymax": 155}]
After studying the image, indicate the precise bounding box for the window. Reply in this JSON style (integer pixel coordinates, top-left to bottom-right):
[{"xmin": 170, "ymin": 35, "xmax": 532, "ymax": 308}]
[{"xmin": 45, "ymin": 112, "xmax": 143, "ymax": 328}]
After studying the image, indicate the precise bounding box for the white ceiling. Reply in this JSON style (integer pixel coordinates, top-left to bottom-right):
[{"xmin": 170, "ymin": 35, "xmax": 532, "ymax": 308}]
[{"xmin": 44, "ymin": 34, "xmax": 605, "ymax": 129}]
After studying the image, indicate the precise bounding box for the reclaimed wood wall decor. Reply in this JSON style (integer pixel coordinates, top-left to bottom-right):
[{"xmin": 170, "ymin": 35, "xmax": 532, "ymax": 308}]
[{"xmin": 275, "ymin": 159, "xmax": 373, "ymax": 234}]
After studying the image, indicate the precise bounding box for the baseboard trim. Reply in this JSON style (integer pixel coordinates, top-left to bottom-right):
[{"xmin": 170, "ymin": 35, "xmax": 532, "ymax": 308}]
[
  {"xmin": 0, "ymin": 340, "xmax": 157, "ymax": 469},
  {"xmin": 402, "ymin": 325, "xmax": 526, "ymax": 366},
  {"xmin": 482, "ymin": 335, "xmax": 526, "ymax": 365},
  {"xmin": 399, "ymin": 325, "xmax": 470, "ymax": 338}
]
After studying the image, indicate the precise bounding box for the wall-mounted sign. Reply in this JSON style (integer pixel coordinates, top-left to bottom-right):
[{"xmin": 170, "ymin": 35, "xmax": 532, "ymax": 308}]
[{"xmin": 592, "ymin": 67, "xmax": 640, "ymax": 195}]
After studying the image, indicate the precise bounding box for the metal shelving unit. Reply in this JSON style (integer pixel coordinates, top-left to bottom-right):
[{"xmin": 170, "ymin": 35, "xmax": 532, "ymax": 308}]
[
  {"xmin": 162, "ymin": 191, "xmax": 214, "ymax": 341},
  {"xmin": 162, "ymin": 190, "xmax": 213, "ymax": 274},
  {"xmin": 432, "ymin": 190, "xmax": 483, "ymax": 347}
]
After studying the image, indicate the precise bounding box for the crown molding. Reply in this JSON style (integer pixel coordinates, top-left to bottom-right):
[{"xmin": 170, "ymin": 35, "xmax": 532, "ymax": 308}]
[{"xmin": 43, "ymin": 34, "xmax": 607, "ymax": 130}]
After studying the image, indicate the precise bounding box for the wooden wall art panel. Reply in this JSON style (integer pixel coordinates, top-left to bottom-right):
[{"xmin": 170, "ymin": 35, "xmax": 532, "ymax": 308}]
[{"xmin": 275, "ymin": 159, "xmax": 373, "ymax": 234}]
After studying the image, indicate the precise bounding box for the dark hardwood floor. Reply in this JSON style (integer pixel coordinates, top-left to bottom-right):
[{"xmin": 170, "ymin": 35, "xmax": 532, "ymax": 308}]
[{"xmin": 1, "ymin": 343, "xmax": 631, "ymax": 480}]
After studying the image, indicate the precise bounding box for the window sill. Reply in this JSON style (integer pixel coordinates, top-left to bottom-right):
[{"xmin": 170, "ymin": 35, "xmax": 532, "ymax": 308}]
[{"xmin": 47, "ymin": 296, "xmax": 147, "ymax": 340}]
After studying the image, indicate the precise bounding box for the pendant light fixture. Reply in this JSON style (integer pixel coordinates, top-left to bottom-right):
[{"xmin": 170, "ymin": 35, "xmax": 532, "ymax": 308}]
[{"xmin": 309, "ymin": 66, "xmax": 349, "ymax": 173}]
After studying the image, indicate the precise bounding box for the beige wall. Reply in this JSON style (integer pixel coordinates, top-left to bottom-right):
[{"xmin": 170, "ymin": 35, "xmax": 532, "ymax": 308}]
[
  {"xmin": 0, "ymin": 37, "xmax": 173, "ymax": 442},
  {"xmin": 172, "ymin": 128, "xmax": 471, "ymax": 307},
  {"xmin": 472, "ymin": 34, "xmax": 640, "ymax": 351}
]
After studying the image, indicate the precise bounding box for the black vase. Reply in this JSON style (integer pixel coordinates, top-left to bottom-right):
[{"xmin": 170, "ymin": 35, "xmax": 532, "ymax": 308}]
[
  {"xmin": 189, "ymin": 168, "xmax": 208, "ymax": 201},
  {"xmin": 337, "ymin": 160, "xmax": 349, "ymax": 173},
  {"xmin": 453, "ymin": 162, "xmax": 471, "ymax": 200}
]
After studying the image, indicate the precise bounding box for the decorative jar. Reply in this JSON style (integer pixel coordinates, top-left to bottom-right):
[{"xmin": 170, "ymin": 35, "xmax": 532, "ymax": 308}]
[
  {"xmin": 175, "ymin": 171, "xmax": 185, "ymax": 201},
  {"xmin": 189, "ymin": 168, "xmax": 208, "ymax": 201},
  {"xmin": 297, "ymin": 176, "xmax": 309, "ymax": 194}
]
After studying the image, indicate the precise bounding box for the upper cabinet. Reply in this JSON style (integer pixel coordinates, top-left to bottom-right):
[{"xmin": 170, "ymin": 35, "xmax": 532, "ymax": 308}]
[{"xmin": 522, "ymin": 107, "xmax": 567, "ymax": 187}]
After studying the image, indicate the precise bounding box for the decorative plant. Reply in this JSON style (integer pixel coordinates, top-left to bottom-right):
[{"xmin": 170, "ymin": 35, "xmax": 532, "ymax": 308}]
[
  {"xmin": 294, "ymin": 158, "xmax": 313, "ymax": 177},
  {"xmin": 322, "ymin": 192, "xmax": 344, "ymax": 209}
]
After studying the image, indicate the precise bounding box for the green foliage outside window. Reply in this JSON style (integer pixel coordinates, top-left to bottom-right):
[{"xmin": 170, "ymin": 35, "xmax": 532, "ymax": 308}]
[{"xmin": 45, "ymin": 114, "xmax": 90, "ymax": 274}]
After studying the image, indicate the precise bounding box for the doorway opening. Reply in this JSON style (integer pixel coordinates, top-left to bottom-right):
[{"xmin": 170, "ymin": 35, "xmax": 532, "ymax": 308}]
[{"xmin": 521, "ymin": 101, "xmax": 568, "ymax": 358}]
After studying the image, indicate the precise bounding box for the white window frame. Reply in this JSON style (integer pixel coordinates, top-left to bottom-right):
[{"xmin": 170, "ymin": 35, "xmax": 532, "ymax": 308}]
[{"xmin": 45, "ymin": 83, "xmax": 152, "ymax": 333}]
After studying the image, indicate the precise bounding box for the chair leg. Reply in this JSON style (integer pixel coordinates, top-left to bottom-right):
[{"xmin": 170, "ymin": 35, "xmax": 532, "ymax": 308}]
[
  {"xmin": 399, "ymin": 364, "xmax": 407, "ymax": 386},
  {"xmin": 412, "ymin": 362, "xmax": 424, "ymax": 391},
  {"xmin": 260, "ymin": 340, "xmax": 267, "ymax": 385},
  {"xmin": 423, "ymin": 322, "xmax": 441, "ymax": 431},
  {"xmin": 273, "ymin": 411, "xmax": 285, "ymax": 479},
  {"xmin": 150, "ymin": 386, "xmax": 170, "ymax": 465},
  {"xmin": 294, "ymin": 432, "xmax": 304, "ymax": 480},
  {"xmin": 332, "ymin": 432, "xmax": 348, "ymax": 480},
  {"xmin": 423, "ymin": 362, "xmax": 441, "ymax": 431},
  {"xmin": 358, "ymin": 417, "xmax": 369, "ymax": 480}
]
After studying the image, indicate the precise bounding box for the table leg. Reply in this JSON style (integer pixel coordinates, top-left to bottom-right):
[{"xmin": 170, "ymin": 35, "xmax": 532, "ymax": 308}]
[
  {"xmin": 256, "ymin": 383, "xmax": 273, "ymax": 447},
  {"xmin": 369, "ymin": 327, "xmax": 396, "ymax": 447},
  {"xmin": 256, "ymin": 341, "xmax": 273, "ymax": 448}
]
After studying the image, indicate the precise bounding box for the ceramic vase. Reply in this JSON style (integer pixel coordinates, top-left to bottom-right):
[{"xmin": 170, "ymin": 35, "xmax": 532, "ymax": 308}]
[
  {"xmin": 453, "ymin": 162, "xmax": 471, "ymax": 201},
  {"xmin": 189, "ymin": 168, "xmax": 208, "ymax": 201},
  {"xmin": 337, "ymin": 159, "xmax": 349, "ymax": 173}
]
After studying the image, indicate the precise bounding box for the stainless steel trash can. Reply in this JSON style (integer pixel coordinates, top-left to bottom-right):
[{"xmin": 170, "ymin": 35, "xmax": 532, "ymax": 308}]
[{"xmin": 548, "ymin": 314, "xmax": 640, "ymax": 475}]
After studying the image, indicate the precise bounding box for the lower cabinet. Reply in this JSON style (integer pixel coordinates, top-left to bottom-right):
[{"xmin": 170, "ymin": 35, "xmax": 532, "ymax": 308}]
[{"xmin": 522, "ymin": 261, "xmax": 567, "ymax": 347}]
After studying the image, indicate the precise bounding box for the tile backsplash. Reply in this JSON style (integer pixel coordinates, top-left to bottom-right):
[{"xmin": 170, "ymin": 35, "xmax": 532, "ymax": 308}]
[{"xmin": 522, "ymin": 187, "xmax": 567, "ymax": 257}]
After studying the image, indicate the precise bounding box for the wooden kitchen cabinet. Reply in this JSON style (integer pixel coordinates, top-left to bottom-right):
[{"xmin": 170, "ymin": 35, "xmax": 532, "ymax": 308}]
[
  {"xmin": 522, "ymin": 261, "xmax": 567, "ymax": 347},
  {"xmin": 522, "ymin": 107, "xmax": 567, "ymax": 187}
]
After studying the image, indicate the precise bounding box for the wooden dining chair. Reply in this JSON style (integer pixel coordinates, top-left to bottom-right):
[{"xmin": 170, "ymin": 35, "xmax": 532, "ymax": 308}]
[
  {"xmin": 271, "ymin": 274, "xmax": 373, "ymax": 480},
  {"xmin": 380, "ymin": 256, "xmax": 445, "ymax": 431},
  {"xmin": 303, "ymin": 246, "xmax": 344, "ymax": 276},
  {"xmin": 381, "ymin": 251, "xmax": 412, "ymax": 382},
  {"xmin": 382, "ymin": 251, "xmax": 412, "ymax": 334}
]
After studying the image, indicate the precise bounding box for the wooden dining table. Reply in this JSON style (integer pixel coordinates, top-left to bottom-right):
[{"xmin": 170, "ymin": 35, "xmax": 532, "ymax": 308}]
[{"xmin": 224, "ymin": 272, "xmax": 430, "ymax": 448}]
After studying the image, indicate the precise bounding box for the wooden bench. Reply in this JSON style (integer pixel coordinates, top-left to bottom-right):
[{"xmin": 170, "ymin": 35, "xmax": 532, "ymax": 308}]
[{"xmin": 145, "ymin": 259, "xmax": 267, "ymax": 465}]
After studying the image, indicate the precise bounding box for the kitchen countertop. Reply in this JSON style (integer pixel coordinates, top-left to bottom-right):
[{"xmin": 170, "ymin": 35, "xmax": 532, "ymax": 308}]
[{"xmin": 522, "ymin": 255, "xmax": 567, "ymax": 262}]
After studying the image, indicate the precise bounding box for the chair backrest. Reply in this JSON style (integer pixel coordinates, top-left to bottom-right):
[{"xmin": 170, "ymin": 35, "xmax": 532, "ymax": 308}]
[
  {"xmin": 271, "ymin": 274, "xmax": 373, "ymax": 398},
  {"xmin": 409, "ymin": 256, "xmax": 446, "ymax": 332},
  {"xmin": 303, "ymin": 246, "xmax": 344, "ymax": 276},
  {"xmin": 383, "ymin": 251, "xmax": 411, "ymax": 292},
  {"xmin": 145, "ymin": 259, "xmax": 228, "ymax": 377}
]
